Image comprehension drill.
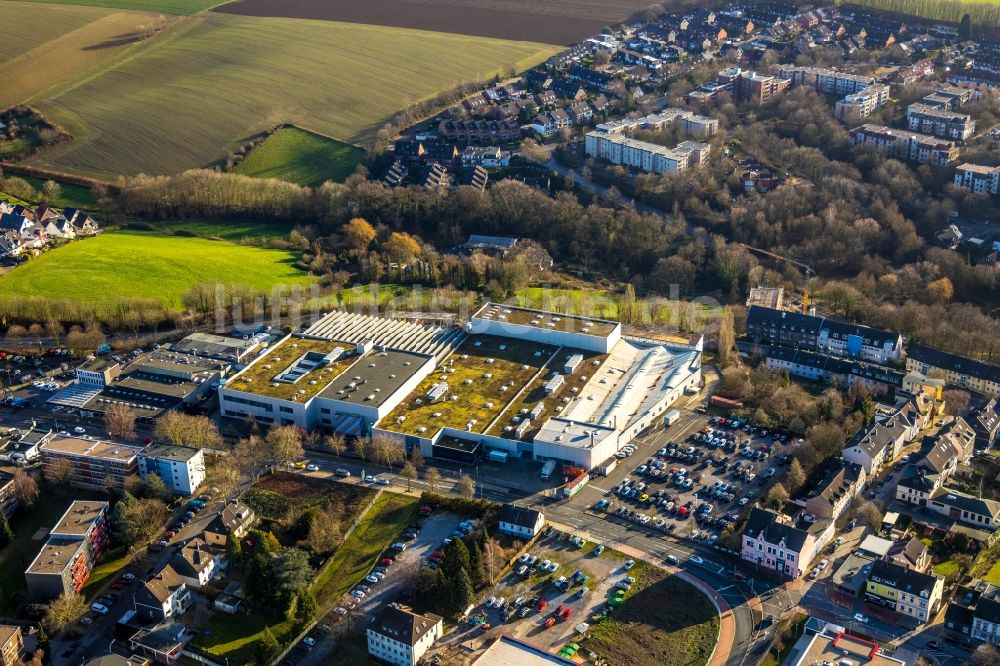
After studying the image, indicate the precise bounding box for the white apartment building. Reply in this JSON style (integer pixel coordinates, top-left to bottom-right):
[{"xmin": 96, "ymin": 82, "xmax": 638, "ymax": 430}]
[
  {"xmin": 779, "ymin": 65, "xmax": 875, "ymax": 95},
  {"xmin": 907, "ymin": 103, "xmax": 975, "ymax": 140},
  {"xmin": 849, "ymin": 124, "xmax": 959, "ymax": 165},
  {"xmin": 367, "ymin": 606, "xmax": 442, "ymax": 666},
  {"xmin": 834, "ymin": 84, "xmax": 890, "ymax": 122},
  {"xmin": 585, "ymin": 131, "xmax": 710, "ymax": 175},
  {"xmin": 138, "ymin": 444, "xmax": 205, "ymax": 495},
  {"xmin": 955, "ymin": 163, "xmax": 1000, "ymax": 195}
]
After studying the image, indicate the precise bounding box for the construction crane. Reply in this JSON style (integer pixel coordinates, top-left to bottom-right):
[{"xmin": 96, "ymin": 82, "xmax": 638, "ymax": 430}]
[{"xmin": 739, "ymin": 243, "xmax": 815, "ymax": 279}]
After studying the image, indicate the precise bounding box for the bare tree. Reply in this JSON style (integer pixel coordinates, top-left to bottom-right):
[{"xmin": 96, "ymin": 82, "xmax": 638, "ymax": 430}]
[
  {"xmin": 409, "ymin": 447, "xmax": 425, "ymax": 470},
  {"xmin": 304, "ymin": 510, "xmax": 342, "ymax": 555},
  {"xmin": 154, "ymin": 412, "xmax": 222, "ymax": 449},
  {"xmin": 400, "ymin": 462, "xmax": 418, "ymax": 492},
  {"xmin": 13, "ymin": 468, "xmax": 39, "ymax": 507},
  {"xmin": 43, "ymin": 592, "xmax": 88, "ymax": 633},
  {"xmin": 424, "ymin": 467, "xmax": 441, "ymax": 494},
  {"xmin": 483, "ymin": 536, "xmax": 506, "ymax": 585},
  {"xmin": 265, "ymin": 425, "xmax": 304, "ymax": 468},
  {"xmin": 457, "ymin": 474, "xmax": 476, "ymax": 499},
  {"xmin": 324, "ymin": 433, "xmax": 346, "ymax": 456},
  {"xmin": 234, "ymin": 435, "xmax": 269, "ymax": 481},
  {"xmin": 45, "ymin": 457, "xmax": 75, "ymax": 490},
  {"xmin": 104, "ymin": 403, "xmax": 136, "ymax": 441}
]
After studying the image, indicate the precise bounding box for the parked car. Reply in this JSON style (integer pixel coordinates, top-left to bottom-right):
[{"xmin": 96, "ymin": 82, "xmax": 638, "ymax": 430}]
[{"xmin": 91, "ymin": 603, "xmax": 109, "ymax": 615}]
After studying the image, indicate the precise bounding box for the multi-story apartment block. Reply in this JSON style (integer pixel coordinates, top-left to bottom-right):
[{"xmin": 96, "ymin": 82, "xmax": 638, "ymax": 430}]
[
  {"xmin": 907, "ymin": 103, "xmax": 975, "ymax": 140},
  {"xmin": 38, "ymin": 435, "xmax": 141, "ymax": 492},
  {"xmin": 849, "ymin": 124, "xmax": 959, "ymax": 165},
  {"xmin": 718, "ymin": 67, "xmax": 791, "ymax": 103},
  {"xmin": 592, "ymin": 109, "xmax": 718, "ymax": 138},
  {"xmin": 367, "ymin": 605, "xmax": 443, "ymax": 666},
  {"xmin": 955, "ymin": 163, "xmax": 1000, "ymax": 196},
  {"xmin": 0, "ymin": 471, "xmax": 17, "ymax": 520},
  {"xmin": 584, "ymin": 131, "xmax": 709, "ymax": 174},
  {"xmin": 834, "ymin": 84, "xmax": 890, "ymax": 123},
  {"xmin": 25, "ymin": 500, "xmax": 109, "ymax": 599},
  {"xmin": 906, "ymin": 343, "xmax": 1000, "ymax": 397},
  {"xmin": 740, "ymin": 508, "xmax": 818, "ymax": 578},
  {"xmin": 802, "ymin": 459, "xmax": 866, "ymax": 520},
  {"xmin": 745, "ymin": 306, "xmax": 903, "ymax": 364},
  {"xmin": 138, "ymin": 444, "xmax": 205, "ymax": 495},
  {"xmin": 778, "ymin": 66, "xmax": 875, "ymax": 95},
  {"xmin": 865, "ymin": 560, "xmax": 944, "ymax": 623},
  {"xmin": 0, "ymin": 626, "xmax": 23, "ymax": 666}
]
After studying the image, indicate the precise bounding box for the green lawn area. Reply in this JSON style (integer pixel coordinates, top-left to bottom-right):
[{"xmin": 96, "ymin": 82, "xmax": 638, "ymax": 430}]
[
  {"xmin": 0, "ymin": 231, "xmax": 316, "ymax": 307},
  {"xmin": 82, "ymin": 544, "xmax": 129, "ymax": 600},
  {"xmin": 583, "ymin": 560, "xmax": 719, "ymax": 666},
  {"xmin": 984, "ymin": 559, "xmax": 1000, "ymax": 586},
  {"xmin": 312, "ymin": 492, "xmax": 419, "ymax": 609},
  {"xmin": 191, "ymin": 610, "xmax": 296, "ymax": 662},
  {"xmin": 27, "ymin": 13, "xmax": 556, "ymax": 179},
  {"xmin": 19, "ymin": 176, "xmax": 99, "ymax": 210},
  {"xmin": 234, "ymin": 127, "xmax": 366, "ymax": 187},
  {"xmin": 128, "ymin": 218, "xmax": 292, "ymax": 242},
  {"xmin": 0, "ymin": 490, "xmax": 105, "ymax": 614},
  {"xmin": 0, "ymin": 0, "xmax": 224, "ymax": 14},
  {"xmin": 933, "ymin": 560, "xmax": 961, "ymax": 577}
]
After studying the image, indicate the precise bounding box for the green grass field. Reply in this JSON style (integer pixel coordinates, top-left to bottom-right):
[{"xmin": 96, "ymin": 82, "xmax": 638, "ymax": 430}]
[
  {"xmin": 127, "ymin": 218, "xmax": 292, "ymax": 242},
  {"xmin": 19, "ymin": 176, "xmax": 99, "ymax": 210},
  {"xmin": 27, "ymin": 13, "xmax": 556, "ymax": 179},
  {"xmin": 0, "ymin": 3, "xmax": 176, "ymax": 109},
  {"xmin": 0, "ymin": 232, "xmax": 315, "ymax": 306},
  {"xmin": 234, "ymin": 127, "xmax": 366, "ymax": 186},
  {"xmin": 0, "ymin": 0, "xmax": 223, "ymax": 14}
]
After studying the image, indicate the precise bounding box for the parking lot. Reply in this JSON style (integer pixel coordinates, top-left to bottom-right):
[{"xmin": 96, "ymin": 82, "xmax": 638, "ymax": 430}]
[
  {"xmin": 429, "ymin": 531, "xmax": 636, "ymax": 662},
  {"xmin": 283, "ymin": 511, "xmax": 461, "ymax": 666},
  {"xmin": 588, "ymin": 414, "xmax": 800, "ymax": 544}
]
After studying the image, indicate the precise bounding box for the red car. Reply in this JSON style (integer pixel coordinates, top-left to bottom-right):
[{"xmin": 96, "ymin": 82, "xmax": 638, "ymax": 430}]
[
  {"xmin": 165, "ymin": 530, "xmax": 176, "ymax": 538},
  {"xmin": 380, "ymin": 558, "xmax": 394, "ymax": 567},
  {"xmin": 110, "ymin": 582, "xmax": 125, "ymax": 591},
  {"xmin": 560, "ymin": 608, "xmax": 572, "ymax": 621},
  {"xmin": 431, "ymin": 550, "xmax": 444, "ymax": 560},
  {"xmin": 536, "ymin": 599, "xmax": 548, "ymax": 611}
]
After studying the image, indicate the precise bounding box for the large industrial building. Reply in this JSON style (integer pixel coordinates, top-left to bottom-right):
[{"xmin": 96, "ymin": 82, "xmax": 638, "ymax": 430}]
[{"xmin": 220, "ymin": 305, "xmax": 701, "ymax": 472}]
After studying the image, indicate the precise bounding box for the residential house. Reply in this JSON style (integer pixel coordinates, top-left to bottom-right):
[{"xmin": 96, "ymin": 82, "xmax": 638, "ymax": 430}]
[
  {"xmin": 0, "ymin": 625, "xmax": 23, "ymax": 666},
  {"xmin": 906, "ymin": 343, "xmax": 1000, "ymax": 397},
  {"xmin": 63, "ymin": 208, "xmax": 99, "ymax": 235},
  {"xmin": 567, "ymin": 102, "xmax": 593, "ymax": 125},
  {"xmin": 462, "ymin": 94, "xmax": 490, "ymax": 113},
  {"xmin": 970, "ymin": 398, "xmax": 1000, "ymax": 450},
  {"xmin": 422, "ymin": 143, "xmax": 459, "ymax": 165},
  {"xmin": 889, "ymin": 536, "xmax": 931, "ymax": 572},
  {"xmin": 366, "ymin": 605, "xmax": 443, "ymax": 666},
  {"xmin": 936, "ymin": 224, "xmax": 964, "ymax": 249},
  {"xmin": 131, "ymin": 565, "xmax": 192, "ymax": 621},
  {"xmin": 550, "ymin": 80, "xmax": 587, "ymax": 101},
  {"xmin": 129, "ymin": 621, "xmax": 193, "ymax": 665},
  {"xmin": 43, "ymin": 216, "xmax": 76, "ymax": 240},
  {"xmin": 896, "ymin": 428, "xmax": 964, "ymax": 506},
  {"xmin": 927, "ymin": 488, "xmax": 1000, "ymax": 530},
  {"xmin": 394, "ymin": 140, "xmax": 424, "ymax": 161},
  {"xmin": 205, "ymin": 502, "xmax": 256, "ymax": 540},
  {"xmin": 0, "ymin": 231, "xmax": 22, "ymax": 258},
  {"xmin": 752, "ymin": 344, "xmax": 903, "ymax": 396},
  {"xmin": 740, "ymin": 508, "xmax": 817, "ymax": 578},
  {"xmin": 461, "ymin": 235, "xmax": 518, "ymax": 257},
  {"xmin": 842, "ymin": 402, "xmax": 919, "ymax": 474},
  {"xmin": 801, "ymin": 459, "xmax": 866, "ymax": 520},
  {"xmin": 589, "ymin": 94, "xmax": 611, "ymax": 115},
  {"xmin": 497, "ymin": 504, "xmax": 544, "ymax": 538},
  {"xmin": 865, "ymin": 559, "xmax": 944, "ymax": 623},
  {"xmin": 438, "ymin": 120, "xmax": 520, "ymax": 145},
  {"xmin": 937, "ymin": 417, "xmax": 977, "ymax": 463},
  {"xmin": 533, "ymin": 91, "xmax": 557, "ymax": 107},
  {"xmin": 170, "ymin": 538, "xmax": 220, "ymax": 590},
  {"xmin": 567, "ymin": 64, "xmax": 613, "ymax": 91}
]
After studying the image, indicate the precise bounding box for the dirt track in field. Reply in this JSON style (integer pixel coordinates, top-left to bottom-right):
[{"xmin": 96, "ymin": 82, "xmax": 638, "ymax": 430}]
[{"xmin": 213, "ymin": 0, "xmax": 647, "ymax": 44}]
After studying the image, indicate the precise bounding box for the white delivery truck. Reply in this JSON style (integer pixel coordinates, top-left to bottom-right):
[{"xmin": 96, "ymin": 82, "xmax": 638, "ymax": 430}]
[
  {"xmin": 664, "ymin": 409, "xmax": 681, "ymax": 427},
  {"xmin": 540, "ymin": 460, "xmax": 557, "ymax": 479}
]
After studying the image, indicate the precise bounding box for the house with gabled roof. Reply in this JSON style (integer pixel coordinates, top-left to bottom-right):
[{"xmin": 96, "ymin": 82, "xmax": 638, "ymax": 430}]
[
  {"xmin": 170, "ymin": 537, "xmax": 221, "ymax": 589},
  {"xmin": 367, "ymin": 604, "xmax": 443, "ymax": 666},
  {"xmin": 131, "ymin": 565, "xmax": 192, "ymax": 622},
  {"xmin": 842, "ymin": 402, "xmax": 919, "ymax": 474},
  {"xmin": 740, "ymin": 508, "xmax": 817, "ymax": 578},
  {"xmin": 970, "ymin": 398, "xmax": 1000, "ymax": 450}
]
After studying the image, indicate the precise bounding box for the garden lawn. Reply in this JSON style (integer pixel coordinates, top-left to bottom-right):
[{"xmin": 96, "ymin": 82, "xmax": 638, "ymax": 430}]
[
  {"xmin": 312, "ymin": 492, "xmax": 419, "ymax": 609},
  {"xmin": 0, "ymin": 231, "xmax": 315, "ymax": 306},
  {"xmin": 28, "ymin": 13, "xmax": 557, "ymax": 178},
  {"xmin": 82, "ymin": 544, "xmax": 129, "ymax": 600},
  {"xmin": 234, "ymin": 127, "xmax": 366, "ymax": 186},
  {"xmin": 191, "ymin": 610, "xmax": 296, "ymax": 662},
  {"xmin": 984, "ymin": 559, "xmax": 1000, "ymax": 586},
  {"xmin": 933, "ymin": 560, "xmax": 961, "ymax": 578}
]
